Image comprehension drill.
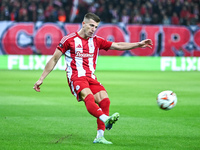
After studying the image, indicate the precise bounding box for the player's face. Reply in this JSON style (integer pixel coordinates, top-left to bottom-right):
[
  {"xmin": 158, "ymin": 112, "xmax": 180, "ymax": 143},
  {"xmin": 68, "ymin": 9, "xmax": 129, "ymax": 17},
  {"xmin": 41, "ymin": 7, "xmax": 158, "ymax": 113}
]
[{"xmin": 83, "ymin": 19, "xmax": 99, "ymax": 38}]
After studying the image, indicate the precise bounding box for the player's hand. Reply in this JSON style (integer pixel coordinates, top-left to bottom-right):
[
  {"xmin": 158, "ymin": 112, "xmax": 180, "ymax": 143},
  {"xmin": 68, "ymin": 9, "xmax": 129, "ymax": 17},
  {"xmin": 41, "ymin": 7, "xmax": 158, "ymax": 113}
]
[
  {"xmin": 33, "ymin": 80, "xmax": 43, "ymax": 92},
  {"xmin": 139, "ymin": 39, "xmax": 153, "ymax": 49}
]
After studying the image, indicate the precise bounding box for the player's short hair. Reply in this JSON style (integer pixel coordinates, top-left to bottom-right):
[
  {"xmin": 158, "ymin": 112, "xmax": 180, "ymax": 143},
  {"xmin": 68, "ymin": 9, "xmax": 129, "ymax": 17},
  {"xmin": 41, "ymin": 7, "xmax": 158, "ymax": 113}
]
[{"xmin": 84, "ymin": 12, "xmax": 101, "ymax": 23}]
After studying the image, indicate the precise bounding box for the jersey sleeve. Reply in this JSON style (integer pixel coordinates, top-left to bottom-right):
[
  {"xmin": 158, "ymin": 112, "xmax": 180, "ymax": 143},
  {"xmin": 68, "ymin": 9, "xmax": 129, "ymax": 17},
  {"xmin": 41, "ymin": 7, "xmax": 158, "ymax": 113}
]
[
  {"xmin": 97, "ymin": 36, "xmax": 112, "ymax": 51},
  {"xmin": 57, "ymin": 36, "xmax": 70, "ymax": 54}
]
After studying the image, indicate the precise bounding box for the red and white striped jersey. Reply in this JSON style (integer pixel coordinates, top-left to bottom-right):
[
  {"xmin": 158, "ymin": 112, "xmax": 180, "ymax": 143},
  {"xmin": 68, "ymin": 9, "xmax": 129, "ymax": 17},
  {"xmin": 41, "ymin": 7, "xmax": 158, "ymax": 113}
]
[{"xmin": 57, "ymin": 32, "xmax": 112, "ymax": 82}]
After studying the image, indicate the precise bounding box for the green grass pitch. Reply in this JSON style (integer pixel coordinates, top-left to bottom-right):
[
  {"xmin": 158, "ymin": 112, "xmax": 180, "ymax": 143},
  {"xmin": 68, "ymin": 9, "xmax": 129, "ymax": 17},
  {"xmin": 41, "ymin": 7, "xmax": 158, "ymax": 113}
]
[{"xmin": 0, "ymin": 70, "xmax": 200, "ymax": 150}]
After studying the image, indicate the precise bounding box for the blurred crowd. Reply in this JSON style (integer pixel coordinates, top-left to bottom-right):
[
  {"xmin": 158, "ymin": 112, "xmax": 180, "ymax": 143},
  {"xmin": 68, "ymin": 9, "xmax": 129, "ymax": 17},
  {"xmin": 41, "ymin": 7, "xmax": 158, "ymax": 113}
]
[{"xmin": 0, "ymin": 0, "xmax": 199, "ymax": 25}]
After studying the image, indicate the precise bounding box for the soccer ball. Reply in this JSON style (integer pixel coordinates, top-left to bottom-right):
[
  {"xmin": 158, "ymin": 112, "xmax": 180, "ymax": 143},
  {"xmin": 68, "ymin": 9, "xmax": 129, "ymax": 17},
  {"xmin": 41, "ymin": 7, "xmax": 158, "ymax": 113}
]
[{"xmin": 157, "ymin": 90, "xmax": 177, "ymax": 110}]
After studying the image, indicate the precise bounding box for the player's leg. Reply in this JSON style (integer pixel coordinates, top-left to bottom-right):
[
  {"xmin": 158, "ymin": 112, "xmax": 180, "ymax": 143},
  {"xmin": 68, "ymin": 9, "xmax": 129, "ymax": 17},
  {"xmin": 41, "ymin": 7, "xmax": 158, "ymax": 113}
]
[
  {"xmin": 94, "ymin": 91, "xmax": 110, "ymax": 132},
  {"xmin": 91, "ymin": 82, "xmax": 120, "ymax": 131},
  {"xmin": 80, "ymin": 88, "xmax": 114, "ymax": 144},
  {"xmin": 82, "ymin": 90, "xmax": 119, "ymax": 128},
  {"xmin": 94, "ymin": 91, "xmax": 119, "ymax": 130},
  {"xmin": 70, "ymin": 77, "xmax": 119, "ymax": 127},
  {"xmin": 69, "ymin": 77, "xmax": 119, "ymax": 144},
  {"xmin": 80, "ymin": 88, "xmax": 105, "ymax": 118},
  {"xmin": 93, "ymin": 91, "xmax": 111, "ymax": 143},
  {"xmin": 68, "ymin": 77, "xmax": 106, "ymax": 119},
  {"xmin": 93, "ymin": 91, "xmax": 119, "ymax": 144},
  {"xmin": 90, "ymin": 91, "xmax": 109, "ymax": 141},
  {"xmin": 91, "ymin": 83, "xmax": 119, "ymax": 144}
]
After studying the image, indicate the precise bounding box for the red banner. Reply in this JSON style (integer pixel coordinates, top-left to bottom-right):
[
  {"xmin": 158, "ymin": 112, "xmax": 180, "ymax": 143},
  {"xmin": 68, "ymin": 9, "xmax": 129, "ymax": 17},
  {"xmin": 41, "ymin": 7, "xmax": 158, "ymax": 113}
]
[{"xmin": 0, "ymin": 22, "xmax": 200, "ymax": 56}]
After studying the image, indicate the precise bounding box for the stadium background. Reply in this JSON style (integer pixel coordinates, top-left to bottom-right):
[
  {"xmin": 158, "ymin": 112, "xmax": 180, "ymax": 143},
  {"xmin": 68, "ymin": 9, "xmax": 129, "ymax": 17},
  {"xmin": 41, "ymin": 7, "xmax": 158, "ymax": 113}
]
[{"xmin": 0, "ymin": 0, "xmax": 200, "ymax": 71}]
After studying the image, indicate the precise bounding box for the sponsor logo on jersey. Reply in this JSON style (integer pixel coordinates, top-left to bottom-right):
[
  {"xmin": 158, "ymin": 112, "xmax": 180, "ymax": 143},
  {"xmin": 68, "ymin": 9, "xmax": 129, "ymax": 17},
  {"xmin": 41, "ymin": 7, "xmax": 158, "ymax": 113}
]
[{"xmin": 76, "ymin": 51, "xmax": 94, "ymax": 58}]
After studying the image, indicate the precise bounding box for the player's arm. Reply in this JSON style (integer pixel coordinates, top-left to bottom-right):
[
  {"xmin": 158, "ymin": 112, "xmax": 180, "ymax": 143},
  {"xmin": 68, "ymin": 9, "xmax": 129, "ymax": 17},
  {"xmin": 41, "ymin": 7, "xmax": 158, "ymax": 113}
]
[
  {"xmin": 33, "ymin": 48, "xmax": 63, "ymax": 92},
  {"xmin": 109, "ymin": 39, "xmax": 153, "ymax": 50}
]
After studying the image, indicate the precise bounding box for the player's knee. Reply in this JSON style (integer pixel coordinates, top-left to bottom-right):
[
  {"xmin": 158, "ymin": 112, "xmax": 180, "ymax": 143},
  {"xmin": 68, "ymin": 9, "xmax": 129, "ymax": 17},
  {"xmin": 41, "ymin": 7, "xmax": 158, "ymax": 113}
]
[
  {"xmin": 100, "ymin": 98, "xmax": 110, "ymax": 106},
  {"xmin": 104, "ymin": 98, "xmax": 110, "ymax": 104},
  {"xmin": 80, "ymin": 88, "xmax": 93, "ymax": 101}
]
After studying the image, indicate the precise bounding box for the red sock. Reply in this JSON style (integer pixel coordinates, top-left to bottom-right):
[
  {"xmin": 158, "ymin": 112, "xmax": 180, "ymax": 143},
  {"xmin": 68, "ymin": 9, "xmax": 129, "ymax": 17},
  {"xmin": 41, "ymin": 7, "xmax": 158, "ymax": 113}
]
[
  {"xmin": 99, "ymin": 98, "xmax": 110, "ymax": 115},
  {"xmin": 97, "ymin": 98, "xmax": 110, "ymax": 131},
  {"xmin": 84, "ymin": 94, "xmax": 104, "ymax": 118}
]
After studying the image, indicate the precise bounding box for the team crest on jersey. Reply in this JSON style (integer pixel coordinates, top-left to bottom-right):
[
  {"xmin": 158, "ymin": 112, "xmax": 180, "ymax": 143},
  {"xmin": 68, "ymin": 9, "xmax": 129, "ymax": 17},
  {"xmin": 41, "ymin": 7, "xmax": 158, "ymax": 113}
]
[
  {"xmin": 76, "ymin": 85, "xmax": 80, "ymax": 91},
  {"xmin": 76, "ymin": 51, "xmax": 94, "ymax": 58}
]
